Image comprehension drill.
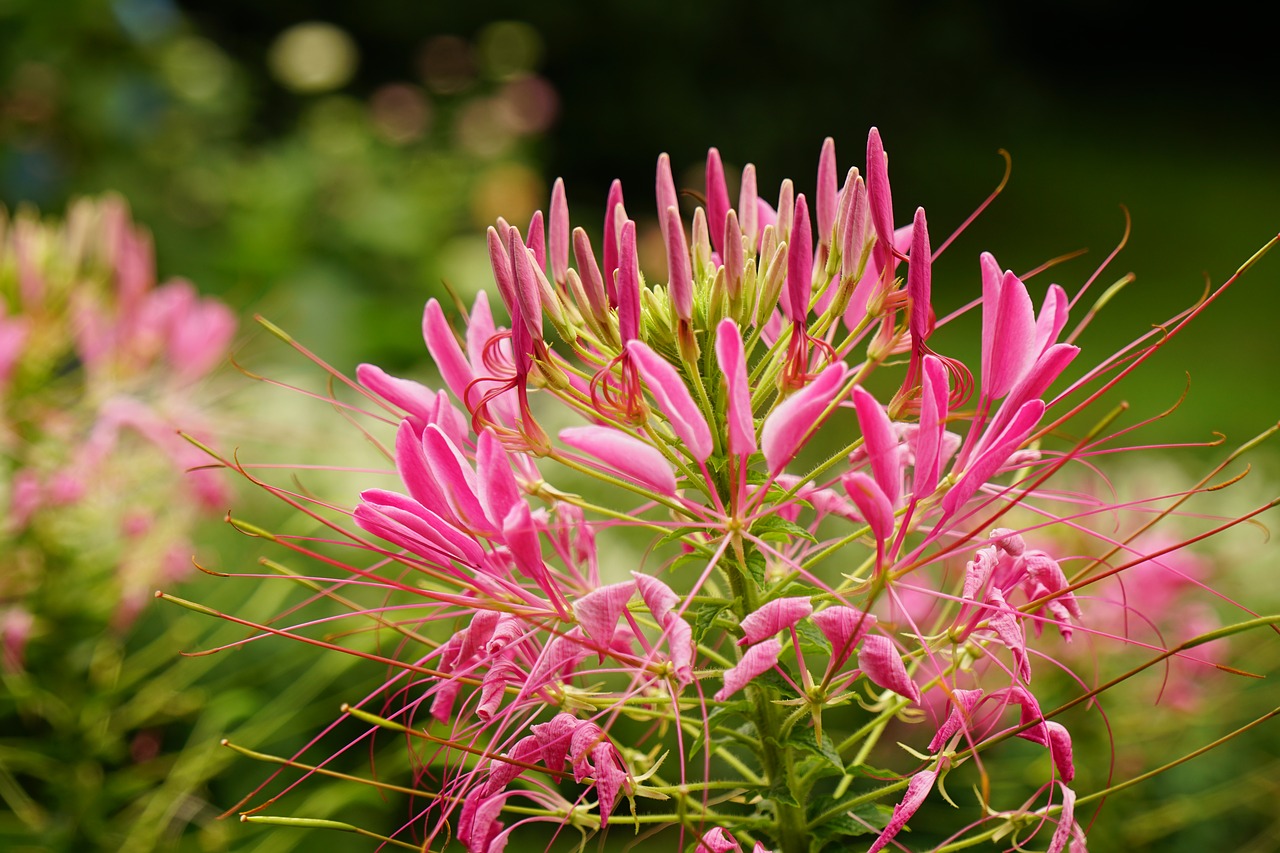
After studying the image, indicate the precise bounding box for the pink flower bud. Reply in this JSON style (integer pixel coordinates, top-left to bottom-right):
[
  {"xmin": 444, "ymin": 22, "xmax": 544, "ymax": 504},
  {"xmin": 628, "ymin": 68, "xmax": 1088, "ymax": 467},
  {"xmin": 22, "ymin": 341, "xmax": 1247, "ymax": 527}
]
[
  {"xmin": 739, "ymin": 163, "xmax": 759, "ymax": 250},
  {"xmin": 816, "ymin": 137, "xmax": 839, "ymax": 247},
  {"xmin": 907, "ymin": 206, "xmax": 932, "ymax": 346},
  {"xmin": 664, "ymin": 206, "xmax": 694, "ymax": 322},
  {"xmin": 784, "ymin": 193, "xmax": 813, "ymax": 323},
  {"xmin": 572, "ymin": 227, "xmax": 610, "ymax": 323},
  {"xmin": 705, "ymin": 147, "xmax": 731, "ymax": 257},
  {"xmin": 549, "ymin": 178, "xmax": 570, "ymax": 286},
  {"xmin": 603, "ymin": 182, "xmax": 626, "ymax": 305},
  {"xmin": 525, "ymin": 209, "xmax": 546, "ymax": 271}
]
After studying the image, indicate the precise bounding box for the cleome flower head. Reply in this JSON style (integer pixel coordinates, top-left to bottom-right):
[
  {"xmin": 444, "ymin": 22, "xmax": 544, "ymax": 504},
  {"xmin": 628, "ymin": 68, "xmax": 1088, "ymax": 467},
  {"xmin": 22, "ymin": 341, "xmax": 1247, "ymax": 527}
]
[{"xmin": 193, "ymin": 129, "xmax": 1279, "ymax": 852}]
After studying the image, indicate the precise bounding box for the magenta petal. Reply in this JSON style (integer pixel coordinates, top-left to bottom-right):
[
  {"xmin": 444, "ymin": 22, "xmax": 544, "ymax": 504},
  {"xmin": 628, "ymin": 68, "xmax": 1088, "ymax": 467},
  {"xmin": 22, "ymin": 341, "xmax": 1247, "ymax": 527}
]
[
  {"xmin": 852, "ymin": 386, "xmax": 902, "ymax": 506},
  {"xmin": 486, "ymin": 226, "xmax": 518, "ymax": 316},
  {"xmin": 664, "ymin": 205, "xmax": 694, "ymax": 322},
  {"xmin": 423, "ymin": 299, "xmax": 476, "ymax": 410},
  {"xmin": 508, "ymin": 228, "xmax": 545, "ymax": 339},
  {"xmin": 602, "ymin": 181, "xmax": 625, "ymax": 305},
  {"xmin": 738, "ymin": 596, "xmax": 813, "ymax": 646},
  {"xmin": 1035, "ymin": 283, "xmax": 1070, "ymax": 353},
  {"xmin": 1048, "ymin": 784, "xmax": 1078, "ymax": 853},
  {"xmin": 927, "ymin": 688, "xmax": 985, "ymax": 752},
  {"xmin": 715, "ymin": 637, "xmax": 782, "ymax": 701},
  {"xmin": 840, "ymin": 471, "xmax": 895, "ymax": 544},
  {"xmin": 784, "ymin": 193, "xmax": 813, "ymax": 323},
  {"xmin": 816, "ymin": 137, "xmax": 838, "ymax": 246},
  {"xmin": 501, "ymin": 501, "xmax": 547, "ymax": 585},
  {"xmin": 907, "ymin": 206, "xmax": 931, "ymax": 344},
  {"xmin": 812, "ymin": 605, "xmax": 876, "ymax": 670},
  {"xmin": 865, "ymin": 127, "xmax": 895, "ymax": 269},
  {"xmin": 632, "ymin": 571, "xmax": 679, "ymax": 621},
  {"xmin": 913, "ymin": 354, "xmax": 950, "ymax": 497},
  {"xmin": 357, "ymin": 363, "xmax": 437, "ymax": 421},
  {"xmin": 984, "ymin": 269, "xmax": 1037, "ymax": 400},
  {"xmin": 423, "ymin": 424, "xmax": 495, "ymax": 535},
  {"xmin": 739, "ymin": 163, "xmax": 759, "ymax": 249},
  {"xmin": 656, "ymin": 153, "xmax": 679, "ymax": 242},
  {"xmin": 549, "ymin": 178, "xmax": 569, "ymax": 285},
  {"xmin": 559, "ymin": 425, "xmax": 677, "ymax": 495},
  {"xmin": 575, "ymin": 580, "xmax": 636, "ymax": 646},
  {"xmin": 867, "ymin": 768, "xmax": 936, "ymax": 853},
  {"xmin": 525, "ymin": 209, "xmax": 546, "ymax": 271},
  {"xmin": 715, "ymin": 319, "xmax": 756, "ymax": 455},
  {"xmin": 1045, "ymin": 721, "xmax": 1076, "ymax": 782},
  {"xmin": 943, "ymin": 399, "xmax": 1045, "ymax": 517},
  {"xmin": 858, "ymin": 634, "xmax": 921, "ymax": 703},
  {"xmin": 723, "ymin": 209, "xmax": 745, "ymax": 299},
  {"xmin": 530, "ymin": 712, "xmax": 580, "ymax": 772},
  {"xmin": 476, "ymin": 429, "xmax": 522, "ymax": 529},
  {"xmin": 626, "ymin": 340, "xmax": 713, "ymax": 461},
  {"xmin": 572, "ymin": 227, "xmax": 610, "ymax": 321},
  {"xmin": 394, "ymin": 419, "xmax": 454, "ymax": 523},
  {"xmin": 760, "ymin": 363, "xmax": 848, "ymax": 473},
  {"xmin": 985, "ymin": 588, "xmax": 1032, "ymax": 683},
  {"xmin": 617, "ymin": 219, "xmax": 641, "ymax": 343},
  {"xmin": 697, "ymin": 827, "xmax": 741, "ymax": 853},
  {"xmin": 705, "ymin": 148, "xmax": 731, "ymax": 256}
]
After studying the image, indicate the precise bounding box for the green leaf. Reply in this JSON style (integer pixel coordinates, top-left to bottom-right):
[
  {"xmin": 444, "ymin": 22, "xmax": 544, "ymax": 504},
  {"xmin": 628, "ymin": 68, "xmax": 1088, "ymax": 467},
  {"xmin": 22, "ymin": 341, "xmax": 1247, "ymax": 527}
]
[
  {"xmin": 785, "ymin": 725, "xmax": 844, "ymax": 773},
  {"xmin": 691, "ymin": 601, "xmax": 732, "ymax": 646},
  {"xmin": 743, "ymin": 548, "xmax": 767, "ymax": 587},
  {"xmin": 688, "ymin": 702, "xmax": 750, "ymax": 754},
  {"xmin": 751, "ymin": 514, "xmax": 818, "ymax": 544},
  {"xmin": 807, "ymin": 796, "xmax": 894, "ymax": 849},
  {"xmin": 794, "ymin": 618, "xmax": 832, "ymax": 653}
]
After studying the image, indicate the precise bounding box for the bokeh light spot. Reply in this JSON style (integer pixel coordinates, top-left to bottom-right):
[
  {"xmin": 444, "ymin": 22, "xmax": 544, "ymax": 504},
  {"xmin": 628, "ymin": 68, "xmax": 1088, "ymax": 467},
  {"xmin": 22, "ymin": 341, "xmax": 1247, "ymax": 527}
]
[
  {"xmin": 369, "ymin": 83, "xmax": 431, "ymax": 145},
  {"xmin": 476, "ymin": 21, "xmax": 543, "ymax": 80},
  {"xmin": 267, "ymin": 22, "xmax": 358, "ymax": 94},
  {"xmin": 469, "ymin": 163, "xmax": 542, "ymax": 229},
  {"xmin": 418, "ymin": 35, "xmax": 476, "ymax": 95},
  {"xmin": 160, "ymin": 37, "xmax": 232, "ymax": 103}
]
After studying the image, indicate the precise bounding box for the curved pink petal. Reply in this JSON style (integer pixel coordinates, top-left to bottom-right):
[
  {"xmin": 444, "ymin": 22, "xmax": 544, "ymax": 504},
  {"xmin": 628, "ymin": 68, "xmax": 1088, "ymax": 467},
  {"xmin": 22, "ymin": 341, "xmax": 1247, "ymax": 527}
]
[
  {"xmin": 760, "ymin": 363, "xmax": 848, "ymax": 473},
  {"xmin": 852, "ymin": 386, "xmax": 903, "ymax": 506},
  {"xmin": 559, "ymin": 425, "xmax": 677, "ymax": 495},
  {"xmin": 632, "ymin": 571, "xmax": 679, "ymax": 621},
  {"xmin": 715, "ymin": 319, "xmax": 756, "ymax": 455},
  {"xmin": 738, "ymin": 596, "xmax": 813, "ymax": 646},
  {"xmin": 715, "ymin": 637, "xmax": 781, "ymax": 701},
  {"xmin": 984, "ymin": 269, "xmax": 1037, "ymax": 400},
  {"xmin": 812, "ymin": 605, "xmax": 877, "ymax": 670},
  {"xmin": 423, "ymin": 299, "xmax": 476, "ymax": 410},
  {"xmin": 1045, "ymin": 721, "xmax": 1076, "ymax": 782},
  {"xmin": 627, "ymin": 340, "xmax": 713, "ymax": 461},
  {"xmin": 840, "ymin": 471, "xmax": 895, "ymax": 544},
  {"xmin": 868, "ymin": 768, "xmax": 936, "ymax": 853},
  {"xmin": 858, "ymin": 633, "xmax": 921, "ymax": 703},
  {"xmin": 549, "ymin": 178, "xmax": 569, "ymax": 285},
  {"xmin": 575, "ymin": 580, "xmax": 637, "ymax": 646},
  {"xmin": 705, "ymin": 148, "xmax": 731, "ymax": 256},
  {"xmin": 784, "ymin": 193, "xmax": 813, "ymax": 323},
  {"xmin": 927, "ymin": 688, "xmax": 985, "ymax": 752}
]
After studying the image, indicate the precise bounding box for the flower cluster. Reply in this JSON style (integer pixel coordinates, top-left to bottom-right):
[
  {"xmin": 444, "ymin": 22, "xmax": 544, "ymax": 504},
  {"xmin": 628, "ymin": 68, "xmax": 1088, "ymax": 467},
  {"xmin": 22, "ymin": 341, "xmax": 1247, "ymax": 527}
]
[
  {"xmin": 1, "ymin": 196, "xmax": 235, "ymax": 643},
  {"xmin": 205, "ymin": 130, "xmax": 1276, "ymax": 852}
]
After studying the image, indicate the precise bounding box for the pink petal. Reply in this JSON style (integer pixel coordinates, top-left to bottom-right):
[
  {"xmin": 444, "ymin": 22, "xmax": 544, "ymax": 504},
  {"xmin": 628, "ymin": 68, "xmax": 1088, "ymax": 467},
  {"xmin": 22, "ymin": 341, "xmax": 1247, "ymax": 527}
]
[
  {"xmin": 481, "ymin": 734, "xmax": 543, "ymax": 798},
  {"xmin": 913, "ymin": 354, "xmax": 950, "ymax": 497},
  {"xmin": 858, "ymin": 633, "xmax": 921, "ymax": 703},
  {"xmin": 549, "ymin": 178, "xmax": 569, "ymax": 285},
  {"xmin": 559, "ymin": 425, "xmax": 677, "ymax": 495},
  {"xmin": 602, "ymin": 179, "xmax": 625, "ymax": 305},
  {"xmin": 738, "ymin": 597, "xmax": 813, "ymax": 646},
  {"xmin": 852, "ymin": 386, "xmax": 903, "ymax": 506},
  {"xmin": 1048, "ymin": 784, "xmax": 1078, "ymax": 853},
  {"xmin": 840, "ymin": 471, "xmax": 895, "ymax": 544},
  {"xmin": 530, "ymin": 712, "xmax": 580, "ymax": 772},
  {"xmin": 626, "ymin": 340, "xmax": 713, "ymax": 461},
  {"xmin": 812, "ymin": 605, "xmax": 877, "ymax": 670},
  {"xmin": 739, "ymin": 163, "xmax": 759, "ymax": 249},
  {"xmin": 476, "ymin": 429, "xmax": 522, "ymax": 530},
  {"xmin": 715, "ymin": 319, "xmax": 756, "ymax": 455},
  {"xmin": 656, "ymin": 153, "xmax": 679, "ymax": 243},
  {"xmin": 697, "ymin": 827, "xmax": 742, "ymax": 853},
  {"xmin": 906, "ymin": 206, "xmax": 931, "ymax": 344},
  {"xmin": 394, "ymin": 419, "xmax": 455, "ymax": 523},
  {"xmin": 983, "ymin": 269, "xmax": 1037, "ymax": 400},
  {"xmin": 715, "ymin": 637, "xmax": 782, "ymax": 701},
  {"xmin": 784, "ymin": 193, "xmax": 813, "ymax": 323},
  {"xmin": 868, "ymin": 768, "xmax": 936, "ymax": 853},
  {"xmin": 664, "ymin": 205, "xmax": 694, "ymax": 322},
  {"xmin": 760, "ymin": 363, "xmax": 848, "ymax": 473},
  {"xmin": 422, "ymin": 299, "xmax": 476, "ymax": 411},
  {"xmin": 423, "ymin": 424, "xmax": 495, "ymax": 535},
  {"xmin": 927, "ymin": 688, "xmax": 985, "ymax": 752},
  {"xmin": 1035, "ymin": 283, "xmax": 1070, "ymax": 353},
  {"xmin": 525, "ymin": 209, "xmax": 546, "ymax": 271},
  {"xmin": 865, "ymin": 127, "xmax": 895, "ymax": 270},
  {"xmin": 839, "ymin": 174, "xmax": 868, "ymax": 280},
  {"xmin": 985, "ymin": 587, "xmax": 1032, "ymax": 683},
  {"xmin": 816, "ymin": 137, "xmax": 839, "ymax": 246},
  {"xmin": 357, "ymin": 363, "xmax": 437, "ymax": 423},
  {"xmin": 572, "ymin": 227, "xmax": 610, "ymax": 321},
  {"xmin": 508, "ymin": 227, "xmax": 545, "ymax": 339},
  {"xmin": 705, "ymin": 148, "xmax": 731, "ymax": 256},
  {"xmin": 632, "ymin": 571, "xmax": 679, "ymax": 621},
  {"xmin": 723, "ymin": 209, "xmax": 745, "ymax": 299},
  {"xmin": 942, "ymin": 399, "xmax": 1045, "ymax": 517},
  {"xmin": 575, "ymin": 580, "xmax": 637, "ymax": 646},
  {"xmin": 616, "ymin": 220, "xmax": 641, "ymax": 343},
  {"xmin": 501, "ymin": 502, "xmax": 548, "ymax": 586},
  {"xmin": 1045, "ymin": 721, "xmax": 1076, "ymax": 782}
]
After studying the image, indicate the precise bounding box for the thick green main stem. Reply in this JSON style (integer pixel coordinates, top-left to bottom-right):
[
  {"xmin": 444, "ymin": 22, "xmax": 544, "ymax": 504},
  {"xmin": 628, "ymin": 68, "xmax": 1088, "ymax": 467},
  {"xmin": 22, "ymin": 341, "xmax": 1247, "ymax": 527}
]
[{"xmin": 726, "ymin": 540, "xmax": 808, "ymax": 853}]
